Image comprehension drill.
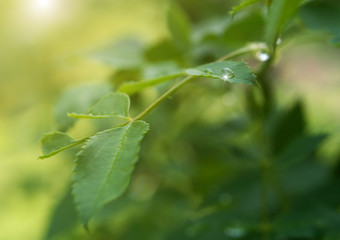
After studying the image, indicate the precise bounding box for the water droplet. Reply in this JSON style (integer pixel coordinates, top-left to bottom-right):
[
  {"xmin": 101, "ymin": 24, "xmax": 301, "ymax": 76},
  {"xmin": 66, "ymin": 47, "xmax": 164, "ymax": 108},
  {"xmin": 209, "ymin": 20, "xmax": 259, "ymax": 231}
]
[
  {"xmin": 256, "ymin": 51, "xmax": 270, "ymax": 62},
  {"xmin": 276, "ymin": 38, "xmax": 282, "ymax": 45},
  {"xmin": 88, "ymin": 113, "xmax": 93, "ymax": 116},
  {"xmin": 221, "ymin": 68, "xmax": 234, "ymax": 81},
  {"xmin": 224, "ymin": 226, "xmax": 246, "ymax": 238}
]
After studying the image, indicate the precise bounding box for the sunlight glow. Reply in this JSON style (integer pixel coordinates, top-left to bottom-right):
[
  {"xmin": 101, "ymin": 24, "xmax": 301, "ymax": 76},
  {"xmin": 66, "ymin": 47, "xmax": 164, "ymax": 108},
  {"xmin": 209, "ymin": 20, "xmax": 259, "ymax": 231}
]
[{"xmin": 32, "ymin": 0, "xmax": 57, "ymax": 16}]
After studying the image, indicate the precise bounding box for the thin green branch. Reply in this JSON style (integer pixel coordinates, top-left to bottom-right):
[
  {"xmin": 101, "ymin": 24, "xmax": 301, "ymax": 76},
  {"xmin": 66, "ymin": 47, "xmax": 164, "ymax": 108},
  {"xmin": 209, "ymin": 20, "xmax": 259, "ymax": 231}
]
[
  {"xmin": 217, "ymin": 42, "xmax": 268, "ymax": 62},
  {"xmin": 133, "ymin": 43, "xmax": 268, "ymax": 121},
  {"xmin": 38, "ymin": 137, "xmax": 88, "ymax": 159},
  {"xmin": 133, "ymin": 75, "xmax": 194, "ymax": 121}
]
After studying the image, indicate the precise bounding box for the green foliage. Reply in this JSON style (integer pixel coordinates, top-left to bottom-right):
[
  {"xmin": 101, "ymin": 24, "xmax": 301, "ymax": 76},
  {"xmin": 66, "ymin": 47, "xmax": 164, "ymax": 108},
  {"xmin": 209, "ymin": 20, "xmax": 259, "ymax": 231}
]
[
  {"xmin": 167, "ymin": 2, "xmax": 192, "ymax": 51},
  {"xmin": 68, "ymin": 92, "xmax": 130, "ymax": 120},
  {"xmin": 39, "ymin": 0, "xmax": 340, "ymax": 239},
  {"xmin": 299, "ymin": 1, "xmax": 340, "ymax": 46},
  {"xmin": 266, "ymin": 0, "xmax": 304, "ymax": 47},
  {"xmin": 269, "ymin": 101, "xmax": 306, "ymax": 155},
  {"xmin": 72, "ymin": 121, "xmax": 149, "ymax": 225},
  {"xmin": 44, "ymin": 189, "xmax": 78, "ymax": 240},
  {"xmin": 230, "ymin": 0, "xmax": 263, "ymax": 17},
  {"xmin": 186, "ymin": 61, "xmax": 257, "ymax": 85},
  {"xmin": 54, "ymin": 82, "xmax": 111, "ymax": 131},
  {"xmin": 39, "ymin": 132, "xmax": 84, "ymax": 159}
]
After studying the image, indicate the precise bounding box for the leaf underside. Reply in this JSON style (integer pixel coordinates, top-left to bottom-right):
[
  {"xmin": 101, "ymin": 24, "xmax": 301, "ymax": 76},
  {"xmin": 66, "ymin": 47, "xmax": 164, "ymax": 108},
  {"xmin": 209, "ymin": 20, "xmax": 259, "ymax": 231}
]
[{"xmin": 72, "ymin": 120, "xmax": 149, "ymax": 226}]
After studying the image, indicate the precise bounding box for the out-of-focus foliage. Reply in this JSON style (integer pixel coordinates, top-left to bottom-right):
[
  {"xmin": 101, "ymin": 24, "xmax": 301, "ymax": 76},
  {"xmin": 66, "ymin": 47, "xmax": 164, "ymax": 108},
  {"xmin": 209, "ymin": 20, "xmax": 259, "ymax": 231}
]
[{"xmin": 1, "ymin": 0, "xmax": 340, "ymax": 240}]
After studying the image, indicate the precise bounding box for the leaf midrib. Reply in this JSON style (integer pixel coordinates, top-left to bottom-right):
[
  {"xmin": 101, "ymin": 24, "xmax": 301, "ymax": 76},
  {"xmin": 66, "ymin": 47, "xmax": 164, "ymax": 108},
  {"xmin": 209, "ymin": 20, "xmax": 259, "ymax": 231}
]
[{"xmin": 92, "ymin": 123, "xmax": 130, "ymax": 212}]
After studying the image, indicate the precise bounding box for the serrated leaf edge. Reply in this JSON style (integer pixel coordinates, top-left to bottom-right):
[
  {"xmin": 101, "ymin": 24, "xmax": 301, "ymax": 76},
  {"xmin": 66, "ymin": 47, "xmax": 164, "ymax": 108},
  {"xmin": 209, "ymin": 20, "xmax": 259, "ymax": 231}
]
[{"xmin": 71, "ymin": 120, "xmax": 149, "ymax": 226}]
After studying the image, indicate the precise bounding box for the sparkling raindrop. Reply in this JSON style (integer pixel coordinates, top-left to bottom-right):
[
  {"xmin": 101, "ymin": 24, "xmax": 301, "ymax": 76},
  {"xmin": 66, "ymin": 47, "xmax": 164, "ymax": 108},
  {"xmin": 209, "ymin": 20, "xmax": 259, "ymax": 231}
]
[
  {"xmin": 256, "ymin": 51, "xmax": 270, "ymax": 62},
  {"xmin": 221, "ymin": 68, "xmax": 234, "ymax": 81},
  {"xmin": 276, "ymin": 38, "xmax": 282, "ymax": 45}
]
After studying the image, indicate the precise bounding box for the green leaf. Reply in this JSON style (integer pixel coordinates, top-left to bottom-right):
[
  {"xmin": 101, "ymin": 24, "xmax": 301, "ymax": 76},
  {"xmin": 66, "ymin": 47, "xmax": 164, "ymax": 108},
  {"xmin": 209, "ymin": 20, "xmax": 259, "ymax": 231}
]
[
  {"xmin": 185, "ymin": 61, "xmax": 257, "ymax": 86},
  {"xmin": 270, "ymin": 101, "xmax": 306, "ymax": 155},
  {"xmin": 44, "ymin": 188, "xmax": 78, "ymax": 240},
  {"xmin": 299, "ymin": 2, "xmax": 340, "ymax": 47},
  {"xmin": 55, "ymin": 82, "xmax": 111, "ymax": 131},
  {"xmin": 68, "ymin": 92, "xmax": 130, "ymax": 120},
  {"xmin": 266, "ymin": 0, "xmax": 303, "ymax": 46},
  {"xmin": 275, "ymin": 134, "xmax": 327, "ymax": 169},
  {"xmin": 90, "ymin": 37, "xmax": 145, "ymax": 69},
  {"xmin": 230, "ymin": 0, "xmax": 263, "ymax": 17},
  {"xmin": 192, "ymin": 16, "xmax": 230, "ymax": 43},
  {"xmin": 39, "ymin": 132, "xmax": 84, "ymax": 159},
  {"xmin": 167, "ymin": 2, "xmax": 192, "ymax": 50},
  {"xmin": 110, "ymin": 68, "xmax": 141, "ymax": 88},
  {"xmin": 72, "ymin": 120, "xmax": 150, "ymax": 225}
]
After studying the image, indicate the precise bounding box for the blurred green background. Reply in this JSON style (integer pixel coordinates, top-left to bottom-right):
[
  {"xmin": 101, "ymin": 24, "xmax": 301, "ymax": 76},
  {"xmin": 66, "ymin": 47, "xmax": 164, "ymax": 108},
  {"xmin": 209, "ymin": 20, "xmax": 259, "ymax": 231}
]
[
  {"xmin": 0, "ymin": 0, "xmax": 340, "ymax": 239},
  {"xmin": 0, "ymin": 0, "xmax": 167, "ymax": 239}
]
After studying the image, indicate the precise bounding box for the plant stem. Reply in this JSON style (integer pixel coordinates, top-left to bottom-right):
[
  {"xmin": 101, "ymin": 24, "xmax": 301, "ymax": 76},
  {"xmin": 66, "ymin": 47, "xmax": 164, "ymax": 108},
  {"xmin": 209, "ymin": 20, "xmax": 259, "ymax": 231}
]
[
  {"xmin": 133, "ymin": 75, "xmax": 195, "ymax": 121},
  {"xmin": 217, "ymin": 42, "xmax": 268, "ymax": 62},
  {"xmin": 133, "ymin": 42, "xmax": 268, "ymax": 121}
]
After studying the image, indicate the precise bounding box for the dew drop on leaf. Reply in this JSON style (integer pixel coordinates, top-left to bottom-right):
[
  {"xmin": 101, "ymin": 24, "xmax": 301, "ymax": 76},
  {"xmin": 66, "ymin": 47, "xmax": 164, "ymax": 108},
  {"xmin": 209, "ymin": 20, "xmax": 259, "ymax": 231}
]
[{"xmin": 220, "ymin": 67, "xmax": 234, "ymax": 81}]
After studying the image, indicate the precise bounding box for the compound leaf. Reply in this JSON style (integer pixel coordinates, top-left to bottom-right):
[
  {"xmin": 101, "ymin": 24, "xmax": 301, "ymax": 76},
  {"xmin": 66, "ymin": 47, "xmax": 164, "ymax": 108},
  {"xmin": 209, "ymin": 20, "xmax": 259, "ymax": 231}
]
[
  {"xmin": 68, "ymin": 92, "xmax": 130, "ymax": 120},
  {"xmin": 185, "ymin": 61, "xmax": 257, "ymax": 86},
  {"xmin": 72, "ymin": 120, "xmax": 149, "ymax": 226}
]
